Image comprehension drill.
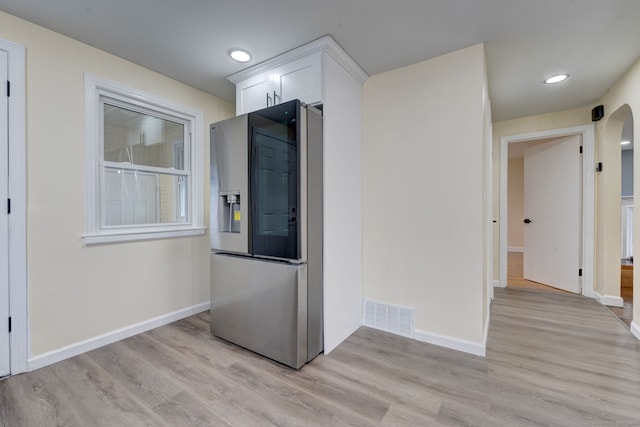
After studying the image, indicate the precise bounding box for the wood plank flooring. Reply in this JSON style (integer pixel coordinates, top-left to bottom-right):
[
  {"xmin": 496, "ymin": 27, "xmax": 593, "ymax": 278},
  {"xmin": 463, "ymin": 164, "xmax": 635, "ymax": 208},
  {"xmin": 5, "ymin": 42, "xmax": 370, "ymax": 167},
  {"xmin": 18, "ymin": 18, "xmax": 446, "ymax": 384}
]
[{"xmin": 2, "ymin": 288, "xmax": 640, "ymax": 426}]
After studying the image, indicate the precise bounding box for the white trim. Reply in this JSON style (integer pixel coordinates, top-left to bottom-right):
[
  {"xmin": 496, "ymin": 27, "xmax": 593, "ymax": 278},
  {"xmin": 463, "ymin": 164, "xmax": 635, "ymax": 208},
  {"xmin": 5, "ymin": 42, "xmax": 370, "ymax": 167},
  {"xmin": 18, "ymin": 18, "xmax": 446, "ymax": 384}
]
[
  {"xmin": 507, "ymin": 246, "xmax": 524, "ymax": 253},
  {"xmin": 494, "ymin": 280, "xmax": 506, "ymax": 288},
  {"xmin": 323, "ymin": 36, "xmax": 369, "ymax": 84},
  {"xmin": 83, "ymin": 227, "xmax": 206, "ymax": 245},
  {"xmin": 414, "ymin": 328, "xmax": 486, "ymax": 357},
  {"xmin": 621, "ymin": 198, "xmax": 633, "ymax": 259},
  {"xmin": 631, "ymin": 321, "xmax": 640, "ymax": 341},
  {"xmin": 227, "ymin": 35, "xmax": 368, "ymax": 85},
  {"xmin": 593, "ymin": 291, "xmax": 624, "ymax": 308},
  {"xmin": 1, "ymin": 39, "xmax": 28, "ymax": 375},
  {"xmin": 483, "ymin": 307, "xmax": 491, "ymax": 354},
  {"xmin": 83, "ymin": 74, "xmax": 205, "ymax": 244},
  {"xmin": 102, "ymin": 161, "xmax": 191, "ymax": 177},
  {"xmin": 27, "ymin": 301, "xmax": 210, "ymax": 372},
  {"xmin": 499, "ymin": 124, "xmax": 595, "ymax": 299}
]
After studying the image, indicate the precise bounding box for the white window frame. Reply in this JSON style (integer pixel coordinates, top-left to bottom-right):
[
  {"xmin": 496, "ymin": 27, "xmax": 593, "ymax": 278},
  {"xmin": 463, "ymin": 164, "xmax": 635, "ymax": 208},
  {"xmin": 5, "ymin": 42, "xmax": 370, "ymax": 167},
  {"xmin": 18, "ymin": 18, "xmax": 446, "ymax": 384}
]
[{"xmin": 83, "ymin": 74, "xmax": 205, "ymax": 244}]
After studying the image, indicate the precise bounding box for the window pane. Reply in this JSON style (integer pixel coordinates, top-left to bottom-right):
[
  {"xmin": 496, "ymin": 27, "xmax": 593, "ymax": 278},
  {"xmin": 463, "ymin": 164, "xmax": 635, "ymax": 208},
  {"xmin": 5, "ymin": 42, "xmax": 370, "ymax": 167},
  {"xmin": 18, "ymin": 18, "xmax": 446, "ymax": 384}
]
[
  {"xmin": 103, "ymin": 103, "xmax": 185, "ymax": 170},
  {"xmin": 103, "ymin": 168, "xmax": 188, "ymax": 226}
]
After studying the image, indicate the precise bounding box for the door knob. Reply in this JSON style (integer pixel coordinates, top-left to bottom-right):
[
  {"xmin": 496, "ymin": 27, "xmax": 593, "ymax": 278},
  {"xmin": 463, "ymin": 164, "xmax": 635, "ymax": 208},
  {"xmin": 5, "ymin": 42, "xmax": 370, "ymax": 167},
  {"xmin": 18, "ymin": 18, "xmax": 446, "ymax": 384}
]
[{"xmin": 523, "ymin": 218, "xmax": 532, "ymax": 224}]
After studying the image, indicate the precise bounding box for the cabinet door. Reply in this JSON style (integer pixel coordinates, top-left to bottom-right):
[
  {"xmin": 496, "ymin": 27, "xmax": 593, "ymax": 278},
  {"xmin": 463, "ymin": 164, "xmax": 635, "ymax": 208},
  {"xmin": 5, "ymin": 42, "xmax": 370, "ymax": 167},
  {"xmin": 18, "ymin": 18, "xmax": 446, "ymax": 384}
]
[
  {"xmin": 273, "ymin": 53, "xmax": 322, "ymax": 106},
  {"xmin": 236, "ymin": 71, "xmax": 273, "ymax": 115}
]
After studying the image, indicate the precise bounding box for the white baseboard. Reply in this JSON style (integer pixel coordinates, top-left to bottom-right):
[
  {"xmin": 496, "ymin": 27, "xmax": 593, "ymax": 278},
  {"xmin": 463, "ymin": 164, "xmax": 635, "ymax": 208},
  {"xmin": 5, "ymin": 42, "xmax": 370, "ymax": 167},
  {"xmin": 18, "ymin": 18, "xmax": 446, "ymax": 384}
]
[
  {"xmin": 507, "ymin": 246, "xmax": 524, "ymax": 253},
  {"xmin": 593, "ymin": 291, "xmax": 624, "ymax": 308},
  {"xmin": 632, "ymin": 321, "xmax": 640, "ymax": 341},
  {"xmin": 362, "ymin": 297, "xmax": 486, "ymax": 357},
  {"xmin": 482, "ymin": 309, "xmax": 491, "ymax": 356},
  {"xmin": 27, "ymin": 301, "xmax": 210, "ymax": 372},
  {"xmin": 631, "ymin": 320, "xmax": 640, "ymax": 340},
  {"xmin": 493, "ymin": 280, "xmax": 506, "ymax": 288},
  {"xmin": 414, "ymin": 328, "xmax": 486, "ymax": 357}
]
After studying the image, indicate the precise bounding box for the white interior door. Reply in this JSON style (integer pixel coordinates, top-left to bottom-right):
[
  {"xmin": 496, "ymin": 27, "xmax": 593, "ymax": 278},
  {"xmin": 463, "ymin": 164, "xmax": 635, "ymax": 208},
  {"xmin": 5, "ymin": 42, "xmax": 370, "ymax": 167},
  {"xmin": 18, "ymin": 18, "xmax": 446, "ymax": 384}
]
[
  {"xmin": 0, "ymin": 49, "xmax": 10, "ymax": 377},
  {"xmin": 523, "ymin": 135, "xmax": 582, "ymax": 293}
]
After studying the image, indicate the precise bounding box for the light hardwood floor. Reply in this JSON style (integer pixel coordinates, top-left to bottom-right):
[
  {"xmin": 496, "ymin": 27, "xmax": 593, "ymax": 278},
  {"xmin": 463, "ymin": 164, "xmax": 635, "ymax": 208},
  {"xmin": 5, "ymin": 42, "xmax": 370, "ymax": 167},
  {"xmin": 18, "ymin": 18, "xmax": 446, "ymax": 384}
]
[
  {"xmin": 508, "ymin": 251, "xmax": 634, "ymax": 330},
  {"xmin": 1, "ymin": 288, "xmax": 640, "ymax": 426}
]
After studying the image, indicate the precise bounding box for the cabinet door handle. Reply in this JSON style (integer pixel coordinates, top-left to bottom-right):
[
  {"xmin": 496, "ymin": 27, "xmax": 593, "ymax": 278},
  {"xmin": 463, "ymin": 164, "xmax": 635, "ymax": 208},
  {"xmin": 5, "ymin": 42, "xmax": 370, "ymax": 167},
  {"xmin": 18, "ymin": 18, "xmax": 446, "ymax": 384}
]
[
  {"xmin": 266, "ymin": 92, "xmax": 272, "ymax": 107},
  {"xmin": 273, "ymin": 90, "xmax": 279, "ymax": 105}
]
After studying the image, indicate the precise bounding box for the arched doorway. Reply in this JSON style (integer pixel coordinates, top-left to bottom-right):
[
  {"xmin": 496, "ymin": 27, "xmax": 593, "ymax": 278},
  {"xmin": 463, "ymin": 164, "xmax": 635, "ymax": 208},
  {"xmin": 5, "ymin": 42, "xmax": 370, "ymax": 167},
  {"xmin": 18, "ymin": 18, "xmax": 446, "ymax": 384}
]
[{"xmin": 603, "ymin": 105, "xmax": 634, "ymax": 327}]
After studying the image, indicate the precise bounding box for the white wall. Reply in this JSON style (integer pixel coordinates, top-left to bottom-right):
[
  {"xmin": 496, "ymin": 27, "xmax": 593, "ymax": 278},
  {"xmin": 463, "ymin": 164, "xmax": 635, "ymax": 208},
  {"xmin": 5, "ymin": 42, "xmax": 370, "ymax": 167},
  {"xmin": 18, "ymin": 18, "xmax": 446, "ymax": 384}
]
[
  {"xmin": 0, "ymin": 11, "xmax": 234, "ymax": 358},
  {"xmin": 362, "ymin": 44, "xmax": 489, "ymax": 350}
]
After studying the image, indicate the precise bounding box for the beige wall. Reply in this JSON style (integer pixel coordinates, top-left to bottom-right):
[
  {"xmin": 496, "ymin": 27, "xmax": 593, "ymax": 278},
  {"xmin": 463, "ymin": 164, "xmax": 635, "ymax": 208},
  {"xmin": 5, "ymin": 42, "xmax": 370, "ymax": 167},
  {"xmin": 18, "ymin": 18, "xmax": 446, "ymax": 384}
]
[
  {"xmin": 507, "ymin": 158, "xmax": 524, "ymax": 249},
  {"xmin": 362, "ymin": 44, "xmax": 489, "ymax": 345},
  {"xmin": 0, "ymin": 11, "xmax": 234, "ymax": 356},
  {"xmin": 596, "ymin": 58, "xmax": 640, "ymax": 324}
]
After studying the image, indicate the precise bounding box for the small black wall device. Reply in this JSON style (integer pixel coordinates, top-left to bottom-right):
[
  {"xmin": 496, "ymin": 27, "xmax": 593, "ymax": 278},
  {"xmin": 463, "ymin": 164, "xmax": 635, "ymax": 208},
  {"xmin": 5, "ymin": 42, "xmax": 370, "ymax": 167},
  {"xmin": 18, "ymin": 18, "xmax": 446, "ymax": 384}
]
[{"xmin": 592, "ymin": 105, "xmax": 604, "ymax": 122}]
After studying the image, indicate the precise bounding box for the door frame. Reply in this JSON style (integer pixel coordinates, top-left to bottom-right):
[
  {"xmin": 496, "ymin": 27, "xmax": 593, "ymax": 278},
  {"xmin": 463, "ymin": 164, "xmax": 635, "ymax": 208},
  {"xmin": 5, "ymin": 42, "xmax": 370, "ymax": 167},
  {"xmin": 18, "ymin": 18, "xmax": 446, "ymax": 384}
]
[
  {"xmin": 498, "ymin": 124, "xmax": 595, "ymax": 298},
  {"xmin": 1, "ymin": 38, "xmax": 27, "ymax": 375}
]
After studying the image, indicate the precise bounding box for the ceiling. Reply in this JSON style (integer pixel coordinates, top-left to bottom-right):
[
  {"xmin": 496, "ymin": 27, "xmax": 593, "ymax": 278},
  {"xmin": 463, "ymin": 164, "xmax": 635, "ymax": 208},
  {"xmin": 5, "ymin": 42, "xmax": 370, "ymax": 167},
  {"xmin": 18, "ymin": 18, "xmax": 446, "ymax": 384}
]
[{"xmin": 1, "ymin": 0, "xmax": 640, "ymax": 121}]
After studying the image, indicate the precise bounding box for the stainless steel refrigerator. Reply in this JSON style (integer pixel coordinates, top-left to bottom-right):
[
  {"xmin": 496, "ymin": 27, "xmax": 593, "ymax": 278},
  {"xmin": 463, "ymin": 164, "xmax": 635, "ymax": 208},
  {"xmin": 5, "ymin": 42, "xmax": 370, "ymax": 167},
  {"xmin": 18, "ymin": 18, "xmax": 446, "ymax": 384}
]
[{"xmin": 209, "ymin": 100, "xmax": 323, "ymax": 369}]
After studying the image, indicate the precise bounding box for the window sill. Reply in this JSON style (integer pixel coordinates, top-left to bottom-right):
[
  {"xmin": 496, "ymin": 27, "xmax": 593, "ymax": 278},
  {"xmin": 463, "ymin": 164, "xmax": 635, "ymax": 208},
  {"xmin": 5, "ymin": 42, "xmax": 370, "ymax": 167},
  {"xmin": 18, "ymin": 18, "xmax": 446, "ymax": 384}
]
[{"xmin": 82, "ymin": 227, "xmax": 206, "ymax": 245}]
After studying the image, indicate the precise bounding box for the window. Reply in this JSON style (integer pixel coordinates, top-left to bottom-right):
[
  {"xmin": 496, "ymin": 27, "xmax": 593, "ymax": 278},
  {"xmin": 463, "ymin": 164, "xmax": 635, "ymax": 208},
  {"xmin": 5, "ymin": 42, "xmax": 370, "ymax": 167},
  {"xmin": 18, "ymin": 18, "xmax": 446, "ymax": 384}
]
[{"xmin": 84, "ymin": 75, "xmax": 205, "ymax": 244}]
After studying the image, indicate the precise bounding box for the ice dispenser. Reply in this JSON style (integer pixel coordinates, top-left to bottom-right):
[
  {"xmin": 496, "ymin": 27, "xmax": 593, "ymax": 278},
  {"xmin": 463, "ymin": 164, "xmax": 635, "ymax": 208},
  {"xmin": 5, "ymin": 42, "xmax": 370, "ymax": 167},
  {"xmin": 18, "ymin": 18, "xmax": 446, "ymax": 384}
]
[{"xmin": 220, "ymin": 191, "xmax": 241, "ymax": 233}]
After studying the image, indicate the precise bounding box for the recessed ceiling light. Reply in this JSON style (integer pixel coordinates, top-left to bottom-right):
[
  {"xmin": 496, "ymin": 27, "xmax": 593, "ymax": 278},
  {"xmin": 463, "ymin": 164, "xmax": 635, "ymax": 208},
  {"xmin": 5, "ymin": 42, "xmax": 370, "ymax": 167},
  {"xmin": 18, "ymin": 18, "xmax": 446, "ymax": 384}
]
[
  {"xmin": 544, "ymin": 74, "xmax": 569, "ymax": 84},
  {"xmin": 229, "ymin": 49, "xmax": 251, "ymax": 63},
  {"xmin": 621, "ymin": 140, "xmax": 631, "ymax": 145}
]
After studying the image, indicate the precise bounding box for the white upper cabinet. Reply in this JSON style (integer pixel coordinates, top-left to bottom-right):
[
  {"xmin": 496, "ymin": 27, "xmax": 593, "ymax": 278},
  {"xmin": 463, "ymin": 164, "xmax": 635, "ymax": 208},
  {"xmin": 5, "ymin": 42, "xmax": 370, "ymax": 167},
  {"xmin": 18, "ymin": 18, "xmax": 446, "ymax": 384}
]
[
  {"xmin": 236, "ymin": 73, "xmax": 273, "ymax": 115},
  {"xmin": 274, "ymin": 53, "xmax": 322, "ymax": 107},
  {"xmin": 228, "ymin": 36, "xmax": 368, "ymax": 115},
  {"xmin": 234, "ymin": 52, "xmax": 322, "ymax": 114}
]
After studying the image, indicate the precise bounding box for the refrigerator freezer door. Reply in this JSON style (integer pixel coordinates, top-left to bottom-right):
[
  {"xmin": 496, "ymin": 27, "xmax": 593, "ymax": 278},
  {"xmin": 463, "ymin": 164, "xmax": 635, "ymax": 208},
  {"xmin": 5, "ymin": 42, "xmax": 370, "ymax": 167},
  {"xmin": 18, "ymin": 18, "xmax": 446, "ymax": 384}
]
[
  {"xmin": 210, "ymin": 253, "xmax": 308, "ymax": 369},
  {"xmin": 210, "ymin": 115, "xmax": 249, "ymax": 254}
]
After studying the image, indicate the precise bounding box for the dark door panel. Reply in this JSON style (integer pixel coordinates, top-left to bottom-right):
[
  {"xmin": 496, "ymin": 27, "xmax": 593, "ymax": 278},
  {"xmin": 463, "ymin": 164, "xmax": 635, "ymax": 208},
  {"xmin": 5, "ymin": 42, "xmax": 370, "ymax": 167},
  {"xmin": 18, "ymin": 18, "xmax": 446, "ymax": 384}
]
[{"xmin": 249, "ymin": 100, "xmax": 300, "ymax": 260}]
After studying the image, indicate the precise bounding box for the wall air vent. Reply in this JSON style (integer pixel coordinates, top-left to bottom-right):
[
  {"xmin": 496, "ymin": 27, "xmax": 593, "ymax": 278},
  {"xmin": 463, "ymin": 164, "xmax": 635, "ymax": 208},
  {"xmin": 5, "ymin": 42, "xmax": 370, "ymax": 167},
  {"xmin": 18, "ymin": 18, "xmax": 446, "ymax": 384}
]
[{"xmin": 363, "ymin": 299, "xmax": 414, "ymax": 338}]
